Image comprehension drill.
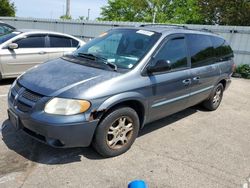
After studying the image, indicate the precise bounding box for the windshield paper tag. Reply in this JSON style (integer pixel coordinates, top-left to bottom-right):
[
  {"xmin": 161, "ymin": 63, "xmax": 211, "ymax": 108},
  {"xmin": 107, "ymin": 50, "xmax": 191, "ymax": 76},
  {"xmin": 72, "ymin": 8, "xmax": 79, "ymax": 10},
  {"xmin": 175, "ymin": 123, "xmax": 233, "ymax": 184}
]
[{"xmin": 136, "ymin": 30, "xmax": 154, "ymax": 36}]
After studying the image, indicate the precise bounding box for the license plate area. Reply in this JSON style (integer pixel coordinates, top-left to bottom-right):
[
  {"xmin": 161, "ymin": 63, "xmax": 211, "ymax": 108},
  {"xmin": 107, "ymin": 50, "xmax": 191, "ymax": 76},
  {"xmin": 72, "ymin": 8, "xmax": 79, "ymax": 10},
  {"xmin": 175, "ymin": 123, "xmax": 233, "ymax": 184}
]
[{"xmin": 8, "ymin": 109, "xmax": 20, "ymax": 130}]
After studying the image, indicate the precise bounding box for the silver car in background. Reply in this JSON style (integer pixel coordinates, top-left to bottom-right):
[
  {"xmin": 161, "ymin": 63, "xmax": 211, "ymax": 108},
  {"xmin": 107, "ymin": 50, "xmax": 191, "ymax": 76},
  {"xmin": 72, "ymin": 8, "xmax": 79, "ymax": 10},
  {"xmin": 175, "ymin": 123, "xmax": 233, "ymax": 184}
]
[{"xmin": 0, "ymin": 29, "xmax": 85, "ymax": 79}]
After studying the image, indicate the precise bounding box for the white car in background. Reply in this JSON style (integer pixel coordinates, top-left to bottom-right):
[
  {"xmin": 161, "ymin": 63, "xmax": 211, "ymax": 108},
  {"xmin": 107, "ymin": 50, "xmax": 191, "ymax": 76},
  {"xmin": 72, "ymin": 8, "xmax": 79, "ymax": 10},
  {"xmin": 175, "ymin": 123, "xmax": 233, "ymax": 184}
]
[{"xmin": 0, "ymin": 29, "xmax": 85, "ymax": 79}]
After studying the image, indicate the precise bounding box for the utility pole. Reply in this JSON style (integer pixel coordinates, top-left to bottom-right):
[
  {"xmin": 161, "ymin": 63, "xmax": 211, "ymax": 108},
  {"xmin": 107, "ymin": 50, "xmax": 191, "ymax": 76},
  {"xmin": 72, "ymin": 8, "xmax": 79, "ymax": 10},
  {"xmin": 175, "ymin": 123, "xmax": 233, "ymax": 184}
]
[
  {"xmin": 87, "ymin": 8, "xmax": 90, "ymax": 20},
  {"xmin": 66, "ymin": 0, "xmax": 71, "ymax": 17},
  {"xmin": 152, "ymin": 7, "xmax": 157, "ymax": 23}
]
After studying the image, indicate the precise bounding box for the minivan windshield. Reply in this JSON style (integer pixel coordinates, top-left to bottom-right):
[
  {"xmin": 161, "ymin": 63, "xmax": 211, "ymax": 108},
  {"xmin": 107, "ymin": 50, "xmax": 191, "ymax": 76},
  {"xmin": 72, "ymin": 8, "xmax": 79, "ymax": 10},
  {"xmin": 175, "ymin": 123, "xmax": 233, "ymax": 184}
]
[
  {"xmin": 0, "ymin": 32, "xmax": 19, "ymax": 44},
  {"xmin": 73, "ymin": 29, "xmax": 161, "ymax": 69}
]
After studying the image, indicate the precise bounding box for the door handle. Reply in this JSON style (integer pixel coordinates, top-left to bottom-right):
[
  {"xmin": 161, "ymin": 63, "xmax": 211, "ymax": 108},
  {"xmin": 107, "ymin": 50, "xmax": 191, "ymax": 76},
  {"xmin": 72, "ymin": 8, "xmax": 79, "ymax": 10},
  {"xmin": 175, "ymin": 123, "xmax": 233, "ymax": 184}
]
[
  {"xmin": 182, "ymin": 79, "xmax": 191, "ymax": 86},
  {"xmin": 193, "ymin": 76, "xmax": 200, "ymax": 81},
  {"xmin": 38, "ymin": 51, "xmax": 46, "ymax": 55}
]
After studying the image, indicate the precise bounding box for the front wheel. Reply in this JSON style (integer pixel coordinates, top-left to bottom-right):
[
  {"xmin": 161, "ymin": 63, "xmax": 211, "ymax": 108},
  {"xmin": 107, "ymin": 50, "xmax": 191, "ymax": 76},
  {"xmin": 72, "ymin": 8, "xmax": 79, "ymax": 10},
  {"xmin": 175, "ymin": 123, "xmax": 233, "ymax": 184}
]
[
  {"xmin": 202, "ymin": 83, "xmax": 224, "ymax": 111},
  {"xmin": 92, "ymin": 107, "xmax": 140, "ymax": 157}
]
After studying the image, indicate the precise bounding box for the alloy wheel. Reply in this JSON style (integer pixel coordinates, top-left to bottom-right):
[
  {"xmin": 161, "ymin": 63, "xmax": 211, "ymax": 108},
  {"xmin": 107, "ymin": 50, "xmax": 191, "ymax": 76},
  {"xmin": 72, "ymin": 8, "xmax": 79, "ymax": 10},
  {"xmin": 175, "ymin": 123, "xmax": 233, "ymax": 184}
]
[{"xmin": 106, "ymin": 116, "xmax": 134, "ymax": 150}]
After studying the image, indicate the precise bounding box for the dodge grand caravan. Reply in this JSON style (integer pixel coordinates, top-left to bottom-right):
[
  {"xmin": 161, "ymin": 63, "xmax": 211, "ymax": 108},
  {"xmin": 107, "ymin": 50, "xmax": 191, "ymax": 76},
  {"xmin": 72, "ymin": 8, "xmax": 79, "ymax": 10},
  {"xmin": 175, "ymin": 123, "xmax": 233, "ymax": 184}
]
[{"xmin": 8, "ymin": 25, "xmax": 234, "ymax": 157}]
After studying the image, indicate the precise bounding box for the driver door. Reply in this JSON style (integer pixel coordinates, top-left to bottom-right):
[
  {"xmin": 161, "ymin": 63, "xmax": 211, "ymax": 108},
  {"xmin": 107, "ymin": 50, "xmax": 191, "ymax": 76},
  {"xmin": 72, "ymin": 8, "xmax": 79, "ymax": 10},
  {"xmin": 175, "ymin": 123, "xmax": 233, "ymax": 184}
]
[{"xmin": 147, "ymin": 34, "xmax": 192, "ymax": 122}]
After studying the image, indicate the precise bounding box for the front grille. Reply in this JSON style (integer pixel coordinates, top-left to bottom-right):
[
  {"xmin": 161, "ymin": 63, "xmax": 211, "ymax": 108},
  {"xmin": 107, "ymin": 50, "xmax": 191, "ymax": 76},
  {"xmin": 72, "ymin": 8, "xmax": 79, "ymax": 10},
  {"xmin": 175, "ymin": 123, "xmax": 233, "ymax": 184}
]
[
  {"xmin": 22, "ymin": 89, "xmax": 43, "ymax": 102},
  {"xmin": 16, "ymin": 101, "xmax": 32, "ymax": 112},
  {"xmin": 10, "ymin": 82, "xmax": 44, "ymax": 113}
]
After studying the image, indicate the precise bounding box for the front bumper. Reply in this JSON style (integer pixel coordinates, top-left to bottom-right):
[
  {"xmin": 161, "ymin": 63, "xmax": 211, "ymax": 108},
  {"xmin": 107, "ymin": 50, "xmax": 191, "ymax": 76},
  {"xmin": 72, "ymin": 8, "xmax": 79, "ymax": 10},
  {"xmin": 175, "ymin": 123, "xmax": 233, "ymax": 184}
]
[
  {"xmin": 21, "ymin": 116, "xmax": 98, "ymax": 148},
  {"xmin": 7, "ymin": 82, "xmax": 99, "ymax": 148},
  {"xmin": 8, "ymin": 107, "xmax": 99, "ymax": 148}
]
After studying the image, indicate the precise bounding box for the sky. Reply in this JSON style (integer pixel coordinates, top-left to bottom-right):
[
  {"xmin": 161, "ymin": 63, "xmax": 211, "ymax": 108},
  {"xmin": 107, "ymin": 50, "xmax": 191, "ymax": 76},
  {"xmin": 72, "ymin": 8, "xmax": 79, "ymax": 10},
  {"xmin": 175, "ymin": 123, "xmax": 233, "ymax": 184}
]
[{"xmin": 12, "ymin": 0, "xmax": 108, "ymax": 20}]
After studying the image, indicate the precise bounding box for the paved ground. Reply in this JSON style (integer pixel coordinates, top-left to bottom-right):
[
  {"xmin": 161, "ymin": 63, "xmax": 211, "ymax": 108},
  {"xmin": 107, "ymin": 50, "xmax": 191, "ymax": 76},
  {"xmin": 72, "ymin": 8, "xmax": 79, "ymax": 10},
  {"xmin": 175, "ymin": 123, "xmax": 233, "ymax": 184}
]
[{"xmin": 0, "ymin": 78, "xmax": 250, "ymax": 188}]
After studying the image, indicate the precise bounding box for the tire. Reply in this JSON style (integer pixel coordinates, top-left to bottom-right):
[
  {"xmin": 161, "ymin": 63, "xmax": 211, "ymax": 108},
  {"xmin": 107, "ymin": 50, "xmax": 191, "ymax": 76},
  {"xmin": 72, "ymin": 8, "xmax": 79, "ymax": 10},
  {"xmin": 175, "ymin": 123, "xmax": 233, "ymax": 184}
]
[
  {"xmin": 202, "ymin": 83, "xmax": 224, "ymax": 111},
  {"xmin": 92, "ymin": 107, "xmax": 140, "ymax": 157}
]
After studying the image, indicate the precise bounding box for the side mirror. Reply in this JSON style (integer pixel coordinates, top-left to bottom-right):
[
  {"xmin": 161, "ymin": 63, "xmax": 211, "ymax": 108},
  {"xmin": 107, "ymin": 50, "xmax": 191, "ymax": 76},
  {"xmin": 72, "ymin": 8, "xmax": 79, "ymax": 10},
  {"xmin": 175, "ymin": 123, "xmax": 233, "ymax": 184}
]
[
  {"xmin": 147, "ymin": 59, "xmax": 172, "ymax": 73},
  {"xmin": 8, "ymin": 43, "xmax": 18, "ymax": 50}
]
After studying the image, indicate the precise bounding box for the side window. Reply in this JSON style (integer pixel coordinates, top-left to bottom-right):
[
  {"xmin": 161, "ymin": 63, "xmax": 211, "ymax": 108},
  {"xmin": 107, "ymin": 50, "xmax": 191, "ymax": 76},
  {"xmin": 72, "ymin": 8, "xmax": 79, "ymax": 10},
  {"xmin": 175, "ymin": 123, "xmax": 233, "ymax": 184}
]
[
  {"xmin": 0, "ymin": 25, "xmax": 13, "ymax": 35},
  {"xmin": 187, "ymin": 34, "xmax": 215, "ymax": 68},
  {"xmin": 49, "ymin": 35, "xmax": 72, "ymax": 48},
  {"xmin": 71, "ymin": 39, "xmax": 79, "ymax": 47},
  {"xmin": 0, "ymin": 26, "xmax": 5, "ymax": 35},
  {"xmin": 153, "ymin": 37, "xmax": 188, "ymax": 71},
  {"xmin": 15, "ymin": 35, "xmax": 46, "ymax": 48},
  {"xmin": 211, "ymin": 36, "xmax": 234, "ymax": 61}
]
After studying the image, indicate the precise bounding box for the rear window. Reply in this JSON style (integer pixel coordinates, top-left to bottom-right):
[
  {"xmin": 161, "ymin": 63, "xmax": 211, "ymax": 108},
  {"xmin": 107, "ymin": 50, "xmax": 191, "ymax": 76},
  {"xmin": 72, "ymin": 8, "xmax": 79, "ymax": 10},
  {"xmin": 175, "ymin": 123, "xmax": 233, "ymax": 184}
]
[
  {"xmin": 187, "ymin": 34, "xmax": 215, "ymax": 68},
  {"xmin": 210, "ymin": 36, "xmax": 234, "ymax": 61}
]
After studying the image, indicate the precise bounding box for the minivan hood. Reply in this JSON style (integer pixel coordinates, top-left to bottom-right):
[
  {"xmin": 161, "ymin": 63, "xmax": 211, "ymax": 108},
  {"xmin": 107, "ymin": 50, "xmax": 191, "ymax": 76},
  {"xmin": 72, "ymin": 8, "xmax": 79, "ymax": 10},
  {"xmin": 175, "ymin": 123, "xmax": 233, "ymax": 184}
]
[{"xmin": 18, "ymin": 58, "xmax": 121, "ymax": 96}]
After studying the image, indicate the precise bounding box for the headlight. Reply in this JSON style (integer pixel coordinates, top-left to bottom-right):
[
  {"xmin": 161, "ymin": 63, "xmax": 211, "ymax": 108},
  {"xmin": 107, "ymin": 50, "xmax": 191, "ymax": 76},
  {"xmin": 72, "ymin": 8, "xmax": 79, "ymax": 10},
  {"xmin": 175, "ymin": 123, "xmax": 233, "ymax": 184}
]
[{"xmin": 44, "ymin": 98, "xmax": 91, "ymax": 115}]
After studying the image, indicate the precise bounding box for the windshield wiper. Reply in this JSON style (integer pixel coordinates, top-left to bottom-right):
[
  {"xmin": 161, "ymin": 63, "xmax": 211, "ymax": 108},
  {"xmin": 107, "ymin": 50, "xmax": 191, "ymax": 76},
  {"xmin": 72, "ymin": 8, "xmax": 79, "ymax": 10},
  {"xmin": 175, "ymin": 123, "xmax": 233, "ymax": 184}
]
[{"xmin": 77, "ymin": 52, "xmax": 117, "ymax": 71}]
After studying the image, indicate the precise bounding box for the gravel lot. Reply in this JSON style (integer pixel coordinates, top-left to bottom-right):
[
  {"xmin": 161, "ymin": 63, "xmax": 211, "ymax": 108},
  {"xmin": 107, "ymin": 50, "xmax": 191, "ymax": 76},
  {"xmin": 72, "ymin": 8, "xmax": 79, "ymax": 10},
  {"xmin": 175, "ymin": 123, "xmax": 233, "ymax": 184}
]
[{"xmin": 0, "ymin": 78, "xmax": 250, "ymax": 188}]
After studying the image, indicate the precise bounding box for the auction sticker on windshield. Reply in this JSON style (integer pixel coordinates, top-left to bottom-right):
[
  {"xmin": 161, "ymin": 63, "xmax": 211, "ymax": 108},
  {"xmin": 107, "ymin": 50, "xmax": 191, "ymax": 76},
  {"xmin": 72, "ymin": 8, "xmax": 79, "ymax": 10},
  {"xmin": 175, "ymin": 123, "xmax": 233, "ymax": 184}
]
[{"xmin": 136, "ymin": 30, "xmax": 154, "ymax": 36}]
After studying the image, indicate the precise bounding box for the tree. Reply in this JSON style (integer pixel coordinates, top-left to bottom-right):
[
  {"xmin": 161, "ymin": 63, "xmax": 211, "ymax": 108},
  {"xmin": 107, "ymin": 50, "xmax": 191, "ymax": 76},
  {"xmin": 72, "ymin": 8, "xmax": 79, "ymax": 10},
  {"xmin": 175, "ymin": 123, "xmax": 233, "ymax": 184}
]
[
  {"xmin": 99, "ymin": 0, "xmax": 250, "ymax": 25},
  {"xmin": 198, "ymin": 0, "xmax": 250, "ymax": 26},
  {"xmin": 99, "ymin": 0, "xmax": 149, "ymax": 22},
  {"xmin": 60, "ymin": 14, "xmax": 72, "ymax": 20},
  {"xmin": 169, "ymin": 0, "xmax": 204, "ymax": 24},
  {"xmin": 0, "ymin": 0, "xmax": 16, "ymax": 17},
  {"xmin": 99, "ymin": 0, "xmax": 203, "ymax": 24}
]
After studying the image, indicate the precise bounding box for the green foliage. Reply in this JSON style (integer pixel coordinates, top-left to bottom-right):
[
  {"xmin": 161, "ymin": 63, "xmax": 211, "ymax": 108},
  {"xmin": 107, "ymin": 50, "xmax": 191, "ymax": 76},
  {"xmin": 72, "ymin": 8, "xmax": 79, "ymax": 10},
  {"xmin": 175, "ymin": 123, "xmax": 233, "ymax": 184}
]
[
  {"xmin": 0, "ymin": 0, "xmax": 15, "ymax": 17},
  {"xmin": 99, "ymin": 0, "xmax": 203, "ymax": 24},
  {"xmin": 60, "ymin": 15, "xmax": 72, "ymax": 20},
  {"xmin": 235, "ymin": 64, "xmax": 250, "ymax": 79},
  {"xmin": 78, "ymin": 16, "xmax": 86, "ymax": 21},
  {"xmin": 198, "ymin": 0, "xmax": 250, "ymax": 26},
  {"xmin": 99, "ymin": 0, "xmax": 250, "ymax": 26}
]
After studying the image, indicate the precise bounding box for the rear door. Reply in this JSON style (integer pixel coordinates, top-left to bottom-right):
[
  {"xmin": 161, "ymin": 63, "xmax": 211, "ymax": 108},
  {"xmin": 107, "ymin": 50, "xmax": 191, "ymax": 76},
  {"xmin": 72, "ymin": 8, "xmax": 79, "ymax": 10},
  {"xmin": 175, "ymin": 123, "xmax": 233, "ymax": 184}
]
[
  {"xmin": 47, "ymin": 35, "xmax": 79, "ymax": 60},
  {"xmin": 186, "ymin": 34, "xmax": 220, "ymax": 106},
  {"xmin": 147, "ymin": 34, "xmax": 192, "ymax": 122},
  {"xmin": 0, "ymin": 34, "xmax": 49, "ymax": 77}
]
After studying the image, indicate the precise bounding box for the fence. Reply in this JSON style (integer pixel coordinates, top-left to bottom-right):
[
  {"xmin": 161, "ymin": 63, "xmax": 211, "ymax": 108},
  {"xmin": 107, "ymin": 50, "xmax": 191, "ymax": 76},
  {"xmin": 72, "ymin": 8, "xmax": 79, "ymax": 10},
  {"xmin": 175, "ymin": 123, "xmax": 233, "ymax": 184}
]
[{"xmin": 1, "ymin": 17, "xmax": 250, "ymax": 65}]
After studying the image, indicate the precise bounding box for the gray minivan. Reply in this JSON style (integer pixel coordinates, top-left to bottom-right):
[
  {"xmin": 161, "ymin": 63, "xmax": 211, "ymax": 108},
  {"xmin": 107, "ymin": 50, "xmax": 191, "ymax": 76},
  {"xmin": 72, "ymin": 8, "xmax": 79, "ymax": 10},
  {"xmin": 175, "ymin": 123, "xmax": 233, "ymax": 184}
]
[{"xmin": 8, "ymin": 25, "xmax": 234, "ymax": 157}]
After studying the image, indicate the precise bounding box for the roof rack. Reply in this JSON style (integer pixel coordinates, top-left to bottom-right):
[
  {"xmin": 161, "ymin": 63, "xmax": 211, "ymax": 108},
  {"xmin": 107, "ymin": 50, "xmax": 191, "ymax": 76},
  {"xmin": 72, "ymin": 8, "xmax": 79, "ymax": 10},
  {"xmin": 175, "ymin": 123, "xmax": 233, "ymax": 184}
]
[
  {"xmin": 200, "ymin": 28, "xmax": 213, "ymax": 33},
  {"xmin": 140, "ymin": 24, "xmax": 215, "ymax": 34},
  {"xmin": 140, "ymin": 24, "xmax": 188, "ymax": 29}
]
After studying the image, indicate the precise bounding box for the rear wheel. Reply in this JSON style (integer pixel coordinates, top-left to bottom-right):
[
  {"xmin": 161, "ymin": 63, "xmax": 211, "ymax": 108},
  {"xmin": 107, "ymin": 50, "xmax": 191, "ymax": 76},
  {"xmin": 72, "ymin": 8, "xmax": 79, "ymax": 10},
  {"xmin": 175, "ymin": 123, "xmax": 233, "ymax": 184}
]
[
  {"xmin": 92, "ymin": 107, "xmax": 140, "ymax": 157},
  {"xmin": 202, "ymin": 83, "xmax": 224, "ymax": 111}
]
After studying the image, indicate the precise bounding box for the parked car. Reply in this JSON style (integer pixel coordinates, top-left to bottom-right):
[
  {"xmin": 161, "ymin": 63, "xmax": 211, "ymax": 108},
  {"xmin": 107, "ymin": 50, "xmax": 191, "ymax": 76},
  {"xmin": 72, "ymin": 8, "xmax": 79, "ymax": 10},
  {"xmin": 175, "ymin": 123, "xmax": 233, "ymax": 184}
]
[
  {"xmin": 8, "ymin": 25, "xmax": 234, "ymax": 157},
  {"xmin": 0, "ymin": 21, "xmax": 15, "ymax": 35},
  {"xmin": 0, "ymin": 29, "xmax": 85, "ymax": 79}
]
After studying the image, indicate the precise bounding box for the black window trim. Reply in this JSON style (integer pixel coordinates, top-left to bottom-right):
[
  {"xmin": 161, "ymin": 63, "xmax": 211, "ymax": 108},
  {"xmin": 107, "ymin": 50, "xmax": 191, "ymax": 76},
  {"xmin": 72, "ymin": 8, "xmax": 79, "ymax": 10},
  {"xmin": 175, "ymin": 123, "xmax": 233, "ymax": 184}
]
[{"xmin": 142, "ymin": 33, "xmax": 191, "ymax": 76}]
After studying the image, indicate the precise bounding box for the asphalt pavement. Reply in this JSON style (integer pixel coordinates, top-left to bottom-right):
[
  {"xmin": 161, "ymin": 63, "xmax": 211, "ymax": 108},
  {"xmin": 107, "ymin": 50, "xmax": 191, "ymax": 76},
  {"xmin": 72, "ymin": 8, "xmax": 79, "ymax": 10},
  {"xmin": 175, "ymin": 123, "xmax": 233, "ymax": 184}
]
[{"xmin": 0, "ymin": 78, "xmax": 250, "ymax": 188}]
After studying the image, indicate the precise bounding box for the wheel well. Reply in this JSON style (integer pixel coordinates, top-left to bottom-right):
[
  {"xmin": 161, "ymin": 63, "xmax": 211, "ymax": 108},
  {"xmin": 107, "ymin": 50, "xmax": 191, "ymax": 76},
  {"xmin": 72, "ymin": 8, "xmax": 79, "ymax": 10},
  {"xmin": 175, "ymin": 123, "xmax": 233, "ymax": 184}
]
[
  {"xmin": 98, "ymin": 100, "xmax": 145, "ymax": 128},
  {"xmin": 219, "ymin": 79, "xmax": 226, "ymax": 90}
]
